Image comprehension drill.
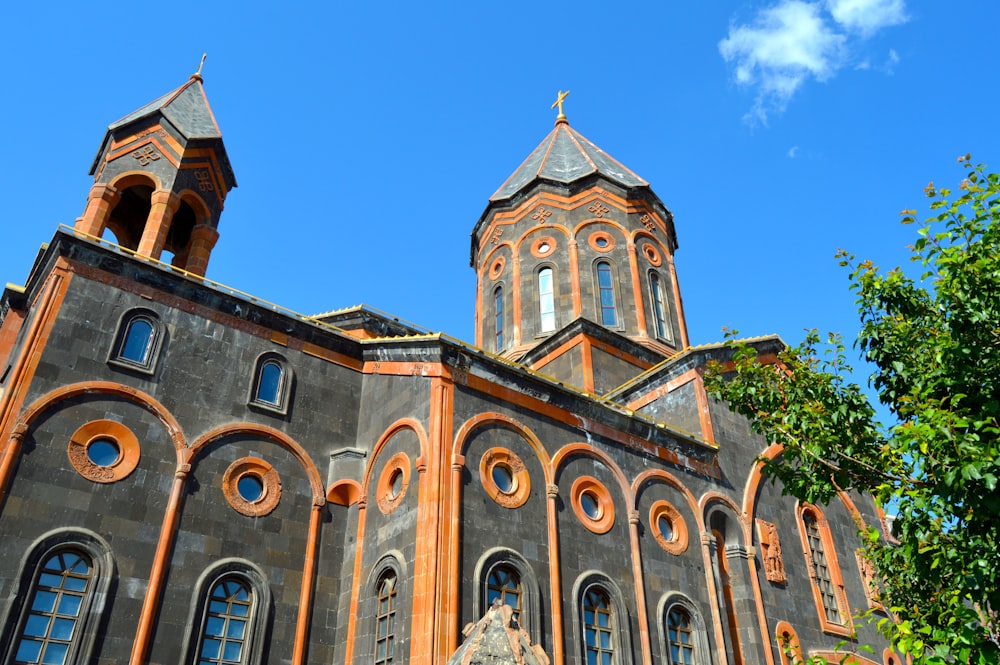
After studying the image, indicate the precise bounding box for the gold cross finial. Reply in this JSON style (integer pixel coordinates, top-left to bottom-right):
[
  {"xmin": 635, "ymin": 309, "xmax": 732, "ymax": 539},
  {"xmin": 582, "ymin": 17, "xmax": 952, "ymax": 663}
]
[{"xmin": 551, "ymin": 90, "xmax": 570, "ymax": 123}]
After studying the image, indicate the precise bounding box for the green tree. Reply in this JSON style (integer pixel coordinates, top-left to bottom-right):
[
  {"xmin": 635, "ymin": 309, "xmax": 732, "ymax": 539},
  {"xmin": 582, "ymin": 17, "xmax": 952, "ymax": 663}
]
[{"xmin": 705, "ymin": 156, "xmax": 1000, "ymax": 664}]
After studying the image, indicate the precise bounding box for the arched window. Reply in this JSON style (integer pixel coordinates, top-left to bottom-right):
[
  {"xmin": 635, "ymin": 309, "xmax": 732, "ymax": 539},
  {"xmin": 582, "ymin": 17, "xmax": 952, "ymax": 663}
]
[
  {"xmin": 486, "ymin": 566, "xmax": 522, "ymax": 623},
  {"xmin": 197, "ymin": 578, "xmax": 253, "ymax": 665},
  {"xmin": 374, "ymin": 572, "xmax": 397, "ymax": 665},
  {"xmin": 797, "ymin": 505, "xmax": 851, "ymax": 635},
  {"xmin": 183, "ymin": 562, "xmax": 270, "ymax": 665},
  {"xmin": 108, "ymin": 309, "xmax": 163, "ymax": 374},
  {"xmin": 475, "ymin": 549, "xmax": 541, "ymax": 643},
  {"xmin": 4, "ymin": 531, "xmax": 113, "ymax": 665},
  {"xmin": 583, "ymin": 587, "xmax": 615, "ymax": 665},
  {"xmin": 649, "ymin": 272, "xmax": 672, "ymax": 342},
  {"xmin": 12, "ymin": 550, "xmax": 94, "ymax": 665},
  {"xmin": 596, "ymin": 262, "xmax": 618, "ymax": 327},
  {"xmin": 666, "ymin": 607, "xmax": 695, "ymax": 665},
  {"xmin": 248, "ymin": 354, "xmax": 292, "ymax": 415},
  {"xmin": 255, "ymin": 362, "xmax": 282, "ymax": 405},
  {"xmin": 538, "ymin": 267, "xmax": 555, "ymax": 333},
  {"xmin": 494, "ymin": 286, "xmax": 505, "ymax": 351}
]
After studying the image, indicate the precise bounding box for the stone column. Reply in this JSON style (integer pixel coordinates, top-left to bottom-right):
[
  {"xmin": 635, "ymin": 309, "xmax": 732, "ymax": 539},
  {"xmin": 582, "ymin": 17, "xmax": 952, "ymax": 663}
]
[
  {"xmin": 137, "ymin": 190, "xmax": 181, "ymax": 260},
  {"xmin": 182, "ymin": 224, "xmax": 220, "ymax": 277},
  {"xmin": 75, "ymin": 184, "xmax": 120, "ymax": 238}
]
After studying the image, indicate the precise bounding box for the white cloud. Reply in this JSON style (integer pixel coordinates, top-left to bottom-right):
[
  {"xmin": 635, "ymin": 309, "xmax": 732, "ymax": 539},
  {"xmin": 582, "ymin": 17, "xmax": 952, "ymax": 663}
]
[
  {"xmin": 719, "ymin": 0, "xmax": 908, "ymax": 124},
  {"xmin": 827, "ymin": 0, "xmax": 907, "ymax": 36},
  {"xmin": 788, "ymin": 146, "xmax": 800, "ymax": 158},
  {"xmin": 720, "ymin": 2, "xmax": 846, "ymax": 124}
]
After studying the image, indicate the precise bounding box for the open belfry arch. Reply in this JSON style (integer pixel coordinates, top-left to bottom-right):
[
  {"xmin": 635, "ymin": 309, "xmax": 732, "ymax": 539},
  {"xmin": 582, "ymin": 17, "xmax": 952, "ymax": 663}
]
[
  {"xmin": 0, "ymin": 78, "xmax": 898, "ymax": 665},
  {"xmin": 75, "ymin": 60, "xmax": 236, "ymax": 276}
]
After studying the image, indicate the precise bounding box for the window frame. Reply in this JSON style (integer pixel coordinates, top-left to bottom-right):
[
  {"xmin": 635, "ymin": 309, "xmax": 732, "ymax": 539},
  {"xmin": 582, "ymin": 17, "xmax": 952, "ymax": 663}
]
[
  {"xmin": 374, "ymin": 570, "xmax": 398, "ymax": 665},
  {"xmin": 648, "ymin": 271, "xmax": 674, "ymax": 343},
  {"xmin": 0, "ymin": 529, "xmax": 114, "ymax": 665},
  {"xmin": 107, "ymin": 308, "xmax": 164, "ymax": 375},
  {"xmin": 473, "ymin": 548, "xmax": 542, "ymax": 644},
  {"xmin": 366, "ymin": 553, "xmax": 407, "ymax": 665},
  {"xmin": 181, "ymin": 559, "xmax": 271, "ymax": 665},
  {"xmin": 796, "ymin": 503, "xmax": 853, "ymax": 636},
  {"xmin": 656, "ymin": 594, "xmax": 709, "ymax": 665},
  {"xmin": 571, "ymin": 573, "xmax": 633, "ymax": 665},
  {"xmin": 493, "ymin": 284, "xmax": 505, "ymax": 352},
  {"xmin": 593, "ymin": 261, "xmax": 621, "ymax": 329},
  {"xmin": 247, "ymin": 353, "xmax": 293, "ymax": 416},
  {"xmin": 536, "ymin": 266, "xmax": 556, "ymax": 335}
]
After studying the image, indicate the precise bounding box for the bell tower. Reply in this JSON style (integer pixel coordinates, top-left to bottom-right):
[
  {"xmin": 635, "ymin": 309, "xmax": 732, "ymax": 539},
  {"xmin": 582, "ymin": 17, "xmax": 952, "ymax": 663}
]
[
  {"xmin": 75, "ymin": 63, "xmax": 236, "ymax": 277},
  {"xmin": 472, "ymin": 94, "xmax": 689, "ymax": 393}
]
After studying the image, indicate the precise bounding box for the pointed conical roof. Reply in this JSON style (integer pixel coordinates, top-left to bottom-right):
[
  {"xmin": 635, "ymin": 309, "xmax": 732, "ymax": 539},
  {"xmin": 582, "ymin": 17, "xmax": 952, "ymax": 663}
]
[
  {"xmin": 490, "ymin": 118, "xmax": 647, "ymax": 202},
  {"xmin": 108, "ymin": 74, "xmax": 222, "ymax": 139}
]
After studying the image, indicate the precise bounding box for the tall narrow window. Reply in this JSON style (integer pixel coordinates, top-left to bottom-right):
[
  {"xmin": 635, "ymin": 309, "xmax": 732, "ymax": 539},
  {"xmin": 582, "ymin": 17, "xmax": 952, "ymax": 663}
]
[
  {"xmin": 197, "ymin": 578, "xmax": 253, "ymax": 665},
  {"xmin": 666, "ymin": 607, "xmax": 695, "ymax": 665},
  {"xmin": 583, "ymin": 588, "xmax": 615, "ymax": 665},
  {"xmin": 650, "ymin": 273, "xmax": 671, "ymax": 341},
  {"xmin": 596, "ymin": 262, "xmax": 617, "ymax": 327},
  {"xmin": 13, "ymin": 550, "xmax": 94, "ymax": 665},
  {"xmin": 803, "ymin": 512, "xmax": 843, "ymax": 624},
  {"xmin": 538, "ymin": 268, "xmax": 555, "ymax": 333},
  {"xmin": 255, "ymin": 362, "xmax": 282, "ymax": 405},
  {"xmin": 494, "ymin": 286, "xmax": 504, "ymax": 351},
  {"xmin": 487, "ymin": 567, "xmax": 522, "ymax": 623},
  {"xmin": 375, "ymin": 572, "xmax": 397, "ymax": 665}
]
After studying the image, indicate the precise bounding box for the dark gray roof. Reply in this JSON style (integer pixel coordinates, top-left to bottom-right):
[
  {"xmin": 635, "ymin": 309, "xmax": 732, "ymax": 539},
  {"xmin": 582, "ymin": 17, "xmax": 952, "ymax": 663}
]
[
  {"xmin": 108, "ymin": 76, "xmax": 221, "ymax": 139},
  {"xmin": 490, "ymin": 119, "xmax": 647, "ymax": 202}
]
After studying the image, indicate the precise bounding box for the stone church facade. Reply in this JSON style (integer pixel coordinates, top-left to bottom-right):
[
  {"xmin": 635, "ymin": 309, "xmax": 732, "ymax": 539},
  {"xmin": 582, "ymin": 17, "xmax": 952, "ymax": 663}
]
[{"xmin": 0, "ymin": 75, "xmax": 896, "ymax": 665}]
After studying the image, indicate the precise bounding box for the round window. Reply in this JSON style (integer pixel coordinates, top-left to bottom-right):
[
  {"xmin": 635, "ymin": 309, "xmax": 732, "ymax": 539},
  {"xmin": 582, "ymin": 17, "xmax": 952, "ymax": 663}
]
[
  {"xmin": 492, "ymin": 464, "xmax": 515, "ymax": 494},
  {"xmin": 657, "ymin": 514, "xmax": 674, "ymax": 541},
  {"xmin": 649, "ymin": 500, "xmax": 688, "ymax": 555},
  {"xmin": 223, "ymin": 457, "xmax": 282, "ymax": 517},
  {"xmin": 390, "ymin": 468, "xmax": 404, "ymax": 498},
  {"xmin": 86, "ymin": 438, "xmax": 120, "ymax": 467},
  {"xmin": 237, "ymin": 474, "xmax": 265, "ymax": 503},
  {"xmin": 595, "ymin": 237, "xmax": 609, "ymax": 248},
  {"xmin": 581, "ymin": 491, "xmax": 601, "ymax": 519},
  {"xmin": 480, "ymin": 448, "xmax": 531, "ymax": 509}
]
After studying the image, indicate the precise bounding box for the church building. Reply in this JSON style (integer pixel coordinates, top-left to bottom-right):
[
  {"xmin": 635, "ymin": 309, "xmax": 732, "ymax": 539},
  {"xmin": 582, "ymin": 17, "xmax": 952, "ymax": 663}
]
[{"xmin": 0, "ymin": 74, "xmax": 896, "ymax": 665}]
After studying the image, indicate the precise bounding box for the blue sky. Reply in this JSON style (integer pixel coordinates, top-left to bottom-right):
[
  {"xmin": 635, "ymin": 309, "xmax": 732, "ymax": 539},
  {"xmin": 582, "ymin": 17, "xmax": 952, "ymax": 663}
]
[{"xmin": 1, "ymin": 1, "xmax": 997, "ymax": 372}]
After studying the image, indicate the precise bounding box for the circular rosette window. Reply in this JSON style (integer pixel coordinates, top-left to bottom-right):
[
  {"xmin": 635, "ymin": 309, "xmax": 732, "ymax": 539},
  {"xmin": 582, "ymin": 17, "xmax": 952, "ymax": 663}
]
[
  {"xmin": 479, "ymin": 447, "xmax": 531, "ymax": 509},
  {"xmin": 67, "ymin": 420, "xmax": 141, "ymax": 484},
  {"xmin": 641, "ymin": 242, "xmax": 663, "ymax": 267},
  {"xmin": 530, "ymin": 236, "xmax": 557, "ymax": 259},
  {"xmin": 571, "ymin": 476, "xmax": 615, "ymax": 534},
  {"xmin": 376, "ymin": 452, "xmax": 411, "ymax": 515},
  {"xmin": 223, "ymin": 457, "xmax": 282, "ymax": 517},
  {"xmin": 489, "ymin": 255, "xmax": 506, "ymax": 280},
  {"xmin": 588, "ymin": 231, "xmax": 616, "ymax": 253},
  {"xmin": 649, "ymin": 500, "xmax": 688, "ymax": 555}
]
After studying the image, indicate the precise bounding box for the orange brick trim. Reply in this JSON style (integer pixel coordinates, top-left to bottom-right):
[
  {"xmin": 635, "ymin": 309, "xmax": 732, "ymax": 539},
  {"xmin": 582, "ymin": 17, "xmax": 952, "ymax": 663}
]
[
  {"xmin": 222, "ymin": 457, "xmax": 282, "ymax": 517},
  {"xmin": 649, "ymin": 500, "xmax": 689, "ymax": 555},
  {"xmin": 108, "ymin": 170, "xmax": 162, "ymax": 193},
  {"xmin": 376, "ymin": 451, "xmax": 411, "ymax": 514},
  {"xmin": 571, "ymin": 475, "xmax": 615, "ymax": 534},
  {"xmin": 489, "ymin": 255, "xmax": 506, "ymax": 279},
  {"xmin": 640, "ymin": 242, "xmax": 662, "ymax": 266},
  {"xmin": 631, "ymin": 469, "xmax": 704, "ymax": 531},
  {"xmin": 796, "ymin": 502, "xmax": 854, "ymax": 637},
  {"xmin": 773, "ymin": 620, "xmax": 803, "ymax": 665},
  {"xmin": 14, "ymin": 380, "xmax": 186, "ymax": 453},
  {"xmin": 452, "ymin": 412, "xmax": 553, "ymax": 480},
  {"xmin": 67, "ymin": 419, "xmax": 141, "ymax": 484},
  {"xmin": 326, "ymin": 479, "xmax": 362, "ymax": 506},
  {"xmin": 551, "ymin": 442, "xmax": 633, "ymax": 502},
  {"xmin": 188, "ymin": 423, "xmax": 325, "ymax": 504},
  {"xmin": 810, "ymin": 651, "xmax": 880, "ymax": 665},
  {"xmin": 479, "ymin": 447, "xmax": 531, "ymax": 509},
  {"xmin": 883, "ymin": 647, "xmax": 903, "ymax": 665},
  {"xmin": 530, "ymin": 235, "xmax": 558, "ymax": 259},
  {"xmin": 588, "ymin": 230, "xmax": 616, "ymax": 252}
]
